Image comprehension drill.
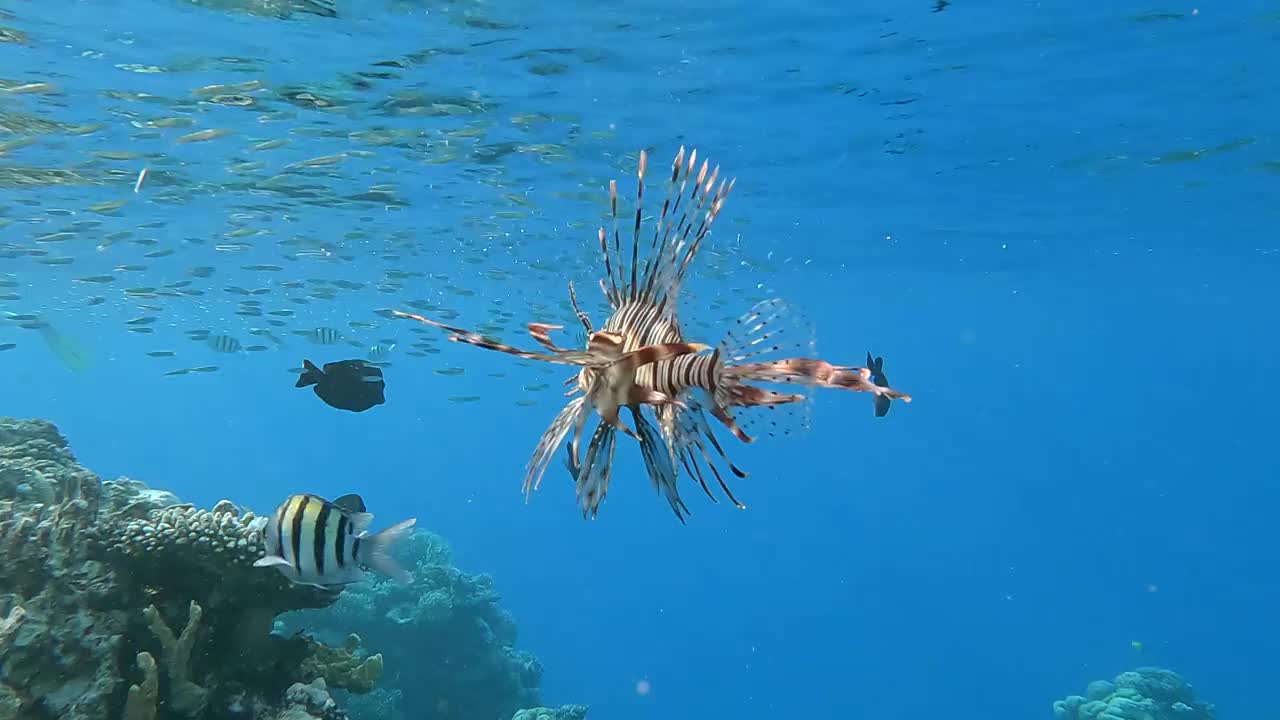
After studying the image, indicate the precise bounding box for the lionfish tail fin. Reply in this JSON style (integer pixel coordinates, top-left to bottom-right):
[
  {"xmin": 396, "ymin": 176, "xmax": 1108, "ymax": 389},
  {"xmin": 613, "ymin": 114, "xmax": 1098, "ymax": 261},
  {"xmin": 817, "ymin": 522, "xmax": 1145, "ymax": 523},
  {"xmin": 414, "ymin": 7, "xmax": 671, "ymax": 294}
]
[
  {"xmin": 717, "ymin": 300, "xmax": 912, "ymax": 412},
  {"xmin": 705, "ymin": 298, "xmax": 819, "ymax": 443}
]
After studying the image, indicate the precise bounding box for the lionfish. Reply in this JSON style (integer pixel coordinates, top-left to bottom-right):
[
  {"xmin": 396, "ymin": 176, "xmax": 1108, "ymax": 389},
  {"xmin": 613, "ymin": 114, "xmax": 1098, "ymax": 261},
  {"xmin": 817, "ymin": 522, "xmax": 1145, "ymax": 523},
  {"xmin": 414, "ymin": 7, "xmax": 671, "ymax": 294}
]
[{"xmin": 395, "ymin": 146, "xmax": 911, "ymax": 521}]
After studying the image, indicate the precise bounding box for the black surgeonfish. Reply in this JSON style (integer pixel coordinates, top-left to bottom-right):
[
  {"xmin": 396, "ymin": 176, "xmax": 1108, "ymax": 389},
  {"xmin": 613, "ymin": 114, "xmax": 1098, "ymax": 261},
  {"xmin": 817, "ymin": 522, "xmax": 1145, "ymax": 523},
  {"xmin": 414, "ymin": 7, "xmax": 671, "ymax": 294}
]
[
  {"xmin": 295, "ymin": 359, "xmax": 385, "ymax": 412},
  {"xmin": 867, "ymin": 352, "xmax": 893, "ymax": 417}
]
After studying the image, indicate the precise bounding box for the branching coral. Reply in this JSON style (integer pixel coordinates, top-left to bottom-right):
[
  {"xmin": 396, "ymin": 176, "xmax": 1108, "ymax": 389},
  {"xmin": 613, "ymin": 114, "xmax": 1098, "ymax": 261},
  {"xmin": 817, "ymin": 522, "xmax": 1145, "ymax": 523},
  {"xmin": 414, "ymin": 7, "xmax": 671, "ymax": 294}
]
[
  {"xmin": 122, "ymin": 652, "xmax": 158, "ymax": 720},
  {"xmin": 143, "ymin": 601, "xmax": 208, "ymax": 717}
]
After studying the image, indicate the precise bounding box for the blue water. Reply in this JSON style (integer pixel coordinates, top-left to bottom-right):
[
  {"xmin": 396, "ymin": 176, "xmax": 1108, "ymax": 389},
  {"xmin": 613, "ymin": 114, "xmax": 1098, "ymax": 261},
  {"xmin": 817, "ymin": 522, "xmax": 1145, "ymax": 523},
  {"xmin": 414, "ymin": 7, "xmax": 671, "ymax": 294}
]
[{"xmin": 3, "ymin": 0, "xmax": 1278, "ymax": 718}]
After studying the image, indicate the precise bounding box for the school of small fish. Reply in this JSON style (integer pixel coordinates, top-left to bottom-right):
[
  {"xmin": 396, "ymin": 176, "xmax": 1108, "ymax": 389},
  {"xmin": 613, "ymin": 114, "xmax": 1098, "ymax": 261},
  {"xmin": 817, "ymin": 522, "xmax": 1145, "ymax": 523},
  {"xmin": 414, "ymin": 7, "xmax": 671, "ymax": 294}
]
[{"xmin": 0, "ymin": 2, "xmax": 917, "ymax": 535}]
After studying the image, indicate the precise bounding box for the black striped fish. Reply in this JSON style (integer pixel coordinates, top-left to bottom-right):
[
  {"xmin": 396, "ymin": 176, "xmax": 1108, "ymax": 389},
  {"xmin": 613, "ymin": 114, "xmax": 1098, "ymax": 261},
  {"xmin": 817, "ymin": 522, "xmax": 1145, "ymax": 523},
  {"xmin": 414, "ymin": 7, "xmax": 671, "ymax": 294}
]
[
  {"xmin": 206, "ymin": 334, "xmax": 243, "ymax": 353},
  {"xmin": 251, "ymin": 493, "xmax": 415, "ymax": 588}
]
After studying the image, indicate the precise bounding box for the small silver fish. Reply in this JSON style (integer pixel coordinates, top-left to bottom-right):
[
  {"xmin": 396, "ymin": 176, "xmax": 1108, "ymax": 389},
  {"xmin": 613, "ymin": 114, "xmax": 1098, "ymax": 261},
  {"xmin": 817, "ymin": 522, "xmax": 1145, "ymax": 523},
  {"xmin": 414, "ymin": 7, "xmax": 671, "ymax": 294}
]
[{"xmin": 251, "ymin": 493, "xmax": 415, "ymax": 588}]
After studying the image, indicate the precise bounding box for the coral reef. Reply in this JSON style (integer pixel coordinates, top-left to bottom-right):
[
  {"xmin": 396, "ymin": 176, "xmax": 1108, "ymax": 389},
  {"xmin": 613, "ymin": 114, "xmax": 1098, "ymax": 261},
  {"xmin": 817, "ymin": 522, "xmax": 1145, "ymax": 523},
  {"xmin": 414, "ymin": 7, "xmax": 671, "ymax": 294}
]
[
  {"xmin": 281, "ymin": 531, "xmax": 545, "ymax": 720},
  {"xmin": 0, "ymin": 416, "xmax": 579, "ymax": 720},
  {"xmin": 512, "ymin": 706, "xmax": 589, "ymax": 720},
  {"xmin": 0, "ymin": 417, "xmax": 363, "ymax": 720},
  {"xmin": 1054, "ymin": 667, "xmax": 1216, "ymax": 720}
]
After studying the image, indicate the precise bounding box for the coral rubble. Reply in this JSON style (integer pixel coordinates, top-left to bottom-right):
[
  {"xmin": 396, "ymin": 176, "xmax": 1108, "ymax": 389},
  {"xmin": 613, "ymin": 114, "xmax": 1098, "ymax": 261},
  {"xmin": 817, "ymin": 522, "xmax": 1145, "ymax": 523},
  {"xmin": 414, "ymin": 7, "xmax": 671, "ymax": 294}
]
[
  {"xmin": 1054, "ymin": 667, "xmax": 1215, "ymax": 720},
  {"xmin": 0, "ymin": 417, "xmax": 579, "ymax": 720}
]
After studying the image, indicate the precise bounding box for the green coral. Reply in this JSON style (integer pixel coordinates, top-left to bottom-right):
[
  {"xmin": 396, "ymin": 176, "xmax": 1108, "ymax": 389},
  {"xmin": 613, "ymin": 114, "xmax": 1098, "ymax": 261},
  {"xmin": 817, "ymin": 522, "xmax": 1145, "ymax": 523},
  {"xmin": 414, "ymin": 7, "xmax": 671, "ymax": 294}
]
[
  {"xmin": 143, "ymin": 602, "xmax": 208, "ymax": 717},
  {"xmin": 1054, "ymin": 667, "xmax": 1215, "ymax": 720},
  {"xmin": 122, "ymin": 652, "xmax": 158, "ymax": 720},
  {"xmin": 299, "ymin": 633, "xmax": 384, "ymax": 693},
  {"xmin": 285, "ymin": 531, "xmax": 544, "ymax": 720}
]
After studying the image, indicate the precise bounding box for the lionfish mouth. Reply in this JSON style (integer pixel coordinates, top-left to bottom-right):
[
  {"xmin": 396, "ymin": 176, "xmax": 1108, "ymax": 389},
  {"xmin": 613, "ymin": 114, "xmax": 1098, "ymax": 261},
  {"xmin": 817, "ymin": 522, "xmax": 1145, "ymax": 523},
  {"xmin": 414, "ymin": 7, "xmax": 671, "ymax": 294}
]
[{"xmin": 393, "ymin": 145, "xmax": 911, "ymax": 523}]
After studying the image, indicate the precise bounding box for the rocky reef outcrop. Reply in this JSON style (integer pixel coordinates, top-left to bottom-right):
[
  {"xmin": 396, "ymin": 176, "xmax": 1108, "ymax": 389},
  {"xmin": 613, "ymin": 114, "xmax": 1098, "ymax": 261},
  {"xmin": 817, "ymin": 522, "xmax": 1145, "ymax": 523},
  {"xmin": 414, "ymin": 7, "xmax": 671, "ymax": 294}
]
[
  {"xmin": 1054, "ymin": 667, "xmax": 1215, "ymax": 720},
  {"xmin": 281, "ymin": 530, "xmax": 544, "ymax": 720},
  {"xmin": 511, "ymin": 706, "xmax": 588, "ymax": 720},
  {"xmin": 0, "ymin": 417, "xmax": 584, "ymax": 720}
]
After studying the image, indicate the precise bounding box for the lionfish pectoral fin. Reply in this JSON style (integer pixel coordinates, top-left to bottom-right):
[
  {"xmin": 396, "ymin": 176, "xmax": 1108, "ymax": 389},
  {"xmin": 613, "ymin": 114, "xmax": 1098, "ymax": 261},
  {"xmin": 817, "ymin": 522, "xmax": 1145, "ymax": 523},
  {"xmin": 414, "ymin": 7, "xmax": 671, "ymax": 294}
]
[
  {"xmin": 632, "ymin": 406, "xmax": 688, "ymax": 523},
  {"xmin": 394, "ymin": 310, "xmax": 598, "ymax": 367},
  {"xmin": 709, "ymin": 404, "xmax": 753, "ymax": 443},
  {"xmin": 526, "ymin": 323, "xmax": 570, "ymax": 353},
  {"xmin": 575, "ymin": 423, "xmax": 618, "ymax": 519},
  {"xmin": 522, "ymin": 397, "xmax": 588, "ymax": 499},
  {"xmin": 567, "ymin": 400, "xmax": 593, "ymax": 466}
]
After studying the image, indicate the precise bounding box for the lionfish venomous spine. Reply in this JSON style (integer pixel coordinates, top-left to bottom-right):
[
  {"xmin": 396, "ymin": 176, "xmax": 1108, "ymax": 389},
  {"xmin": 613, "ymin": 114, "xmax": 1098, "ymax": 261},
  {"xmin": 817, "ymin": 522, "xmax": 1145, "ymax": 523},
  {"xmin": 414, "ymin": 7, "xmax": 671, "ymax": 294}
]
[{"xmin": 395, "ymin": 146, "xmax": 910, "ymax": 522}]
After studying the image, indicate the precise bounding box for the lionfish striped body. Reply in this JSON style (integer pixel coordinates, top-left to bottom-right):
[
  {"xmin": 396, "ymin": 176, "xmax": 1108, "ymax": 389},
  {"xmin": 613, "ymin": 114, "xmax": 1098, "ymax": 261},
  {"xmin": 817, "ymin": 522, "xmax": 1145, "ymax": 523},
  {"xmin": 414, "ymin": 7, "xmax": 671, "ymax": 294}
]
[{"xmin": 395, "ymin": 146, "xmax": 912, "ymax": 522}]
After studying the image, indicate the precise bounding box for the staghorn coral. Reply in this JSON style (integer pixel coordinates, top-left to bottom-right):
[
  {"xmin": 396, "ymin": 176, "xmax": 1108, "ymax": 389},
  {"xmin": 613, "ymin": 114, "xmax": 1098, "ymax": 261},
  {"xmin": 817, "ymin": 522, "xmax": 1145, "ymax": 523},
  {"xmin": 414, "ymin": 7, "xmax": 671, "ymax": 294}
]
[
  {"xmin": 143, "ymin": 601, "xmax": 208, "ymax": 717},
  {"xmin": 123, "ymin": 652, "xmax": 158, "ymax": 720},
  {"xmin": 284, "ymin": 531, "xmax": 544, "ymax": 720},
  {"xmin": 1054, "ymin": 667, "xmax": 1215, "ymax": 720}
]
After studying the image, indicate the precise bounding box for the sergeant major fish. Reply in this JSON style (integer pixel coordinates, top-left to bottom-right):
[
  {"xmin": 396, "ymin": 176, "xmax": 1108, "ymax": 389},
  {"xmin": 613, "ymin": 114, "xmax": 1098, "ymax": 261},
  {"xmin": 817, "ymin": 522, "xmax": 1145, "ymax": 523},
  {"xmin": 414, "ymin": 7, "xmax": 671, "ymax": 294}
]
[{"xmin": 251, "ymin": 493, "xmax": 415, "ymax": 588}]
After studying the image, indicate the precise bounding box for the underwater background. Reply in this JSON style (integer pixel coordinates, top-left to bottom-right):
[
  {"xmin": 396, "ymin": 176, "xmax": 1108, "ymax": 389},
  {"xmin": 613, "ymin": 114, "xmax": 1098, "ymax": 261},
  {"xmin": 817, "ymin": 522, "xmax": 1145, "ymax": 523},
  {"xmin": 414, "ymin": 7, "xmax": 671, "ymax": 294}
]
[{"xmin": 2, "ymin": 0, "xmax": 1277, "ymax": 719}]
